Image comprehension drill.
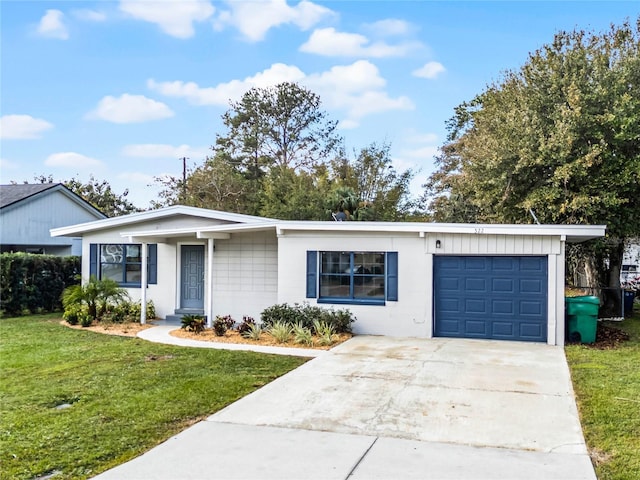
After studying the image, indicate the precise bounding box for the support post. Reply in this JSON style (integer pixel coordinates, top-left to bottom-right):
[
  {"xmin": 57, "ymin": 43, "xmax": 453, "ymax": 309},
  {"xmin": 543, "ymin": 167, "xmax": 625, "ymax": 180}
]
[
  {"xmin": 206, "ymin": 238, "xmax": 214, "ymax": 328},
  {"xmin": 140, "ymin": 242, "xmax": 148, "ymax": 325}
]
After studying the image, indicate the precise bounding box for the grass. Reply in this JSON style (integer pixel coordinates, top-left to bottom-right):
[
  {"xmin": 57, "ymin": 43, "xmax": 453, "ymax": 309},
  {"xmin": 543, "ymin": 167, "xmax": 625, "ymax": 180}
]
[
  {"xmin": 566, "ymin": 309, "xmax": 640, "ymax": 480},
  {"xmin": 0, "ymin": 314, "xmax": 307, "ymax": 480}
]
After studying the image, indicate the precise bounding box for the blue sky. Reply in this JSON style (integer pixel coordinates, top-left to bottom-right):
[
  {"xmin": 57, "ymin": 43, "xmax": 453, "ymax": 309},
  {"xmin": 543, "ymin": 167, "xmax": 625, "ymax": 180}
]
[{"xmin": 1, "ymin": 1, "xmax": 637, "ymax": 209}]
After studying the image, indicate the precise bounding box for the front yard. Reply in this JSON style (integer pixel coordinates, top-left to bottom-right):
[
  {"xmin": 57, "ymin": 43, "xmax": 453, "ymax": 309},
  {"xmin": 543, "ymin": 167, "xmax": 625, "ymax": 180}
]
[
  {"xmin": 0, "ymin": 314, "xmax": 306, "ymax": 480},
  {"xmin": 566, "ymin": 311, "xmax": 640, "ymax": 480}
]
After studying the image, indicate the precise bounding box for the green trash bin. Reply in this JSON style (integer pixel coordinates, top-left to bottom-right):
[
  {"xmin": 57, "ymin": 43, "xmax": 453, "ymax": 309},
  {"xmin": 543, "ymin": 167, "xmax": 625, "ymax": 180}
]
[{"xmin": 566, "ymin": 296, "xmax": 600, "ymax": 344}]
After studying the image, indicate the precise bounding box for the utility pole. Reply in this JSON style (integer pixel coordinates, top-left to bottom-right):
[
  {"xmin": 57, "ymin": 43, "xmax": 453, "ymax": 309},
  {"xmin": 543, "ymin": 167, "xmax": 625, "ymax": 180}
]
[{"xmin": 180, "ymin": 157, "xmax": 188, "ymax": 203}]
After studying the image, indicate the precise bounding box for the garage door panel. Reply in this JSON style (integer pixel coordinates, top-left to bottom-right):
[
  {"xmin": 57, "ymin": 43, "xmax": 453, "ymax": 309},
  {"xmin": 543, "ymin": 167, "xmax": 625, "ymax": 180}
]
[
  {"xmin": 465, "ymin": 298, "xmax": 488, "ymax": 314},
  {"xmin": 520, "ymin": 300, "xmax": 543, "ymax": 316},
  {"xmin": 465, "ymin": 319, "xmax": 488, "ymax": 335},
  {"xmin": 434, "ymin": 256, "xmax": 547, "ymax": 342},
  {"xmin": 492, "ymin": 299, "xmax": 514, "ymax": 314},
  {"xmin": 492, "ymin": 278, "xmax": 514, "ymax": 293},
  {"xmin": 520, "ymin": 278, "xmax": 544, "ymax": 294}
]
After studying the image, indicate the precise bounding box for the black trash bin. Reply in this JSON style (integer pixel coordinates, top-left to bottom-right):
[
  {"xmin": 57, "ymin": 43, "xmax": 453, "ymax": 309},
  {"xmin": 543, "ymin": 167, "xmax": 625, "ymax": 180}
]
[{"xmin": 624, "ymin": 290, "xmax": 636, "ymax": 316}]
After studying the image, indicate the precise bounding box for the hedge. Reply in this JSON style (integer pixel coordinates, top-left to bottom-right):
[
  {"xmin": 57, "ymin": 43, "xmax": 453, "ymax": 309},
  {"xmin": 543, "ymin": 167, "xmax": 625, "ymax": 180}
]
[{"xmin": 0, "ymin": 253, "xmax": 81, "ymax": 315}]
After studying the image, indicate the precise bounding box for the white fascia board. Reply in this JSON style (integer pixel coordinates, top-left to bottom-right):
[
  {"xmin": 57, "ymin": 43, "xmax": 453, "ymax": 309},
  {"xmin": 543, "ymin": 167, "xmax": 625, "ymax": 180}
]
[
  {"xmin": 275, "ymin": 221, "xmax": 606, "ymax": 242},
  {"xmin": 51, "ymin": 205, "xmax": 276, "ymax": 237},
  {"xmin": 120, "ymin": 222, "xmax": 275, "ymax": 240}
]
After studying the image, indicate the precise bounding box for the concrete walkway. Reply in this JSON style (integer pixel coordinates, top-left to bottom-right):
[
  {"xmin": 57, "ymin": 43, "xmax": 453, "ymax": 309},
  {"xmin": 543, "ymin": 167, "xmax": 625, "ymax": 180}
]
[{"xmin": 95, "ymin": 327, "xmax": 596, "ymax": 480}]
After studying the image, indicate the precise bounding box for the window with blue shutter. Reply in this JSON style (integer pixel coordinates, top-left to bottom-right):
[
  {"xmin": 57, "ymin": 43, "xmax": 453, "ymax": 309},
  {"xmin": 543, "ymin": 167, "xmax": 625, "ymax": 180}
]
[
  {"xmin": 90, "ymin": 243, "xmax": 157, "ymax": 287},
  {"xmin": 308, "ymin": 251, "xmax": 396, "ymax": 306}
]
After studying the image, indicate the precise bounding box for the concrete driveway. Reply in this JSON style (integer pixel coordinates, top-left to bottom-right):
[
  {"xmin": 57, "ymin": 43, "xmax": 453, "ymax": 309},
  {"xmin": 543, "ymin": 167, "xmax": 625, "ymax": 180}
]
[{"xmin": 95, "ymin": 336, "xmax": 596, "ymax": 479}]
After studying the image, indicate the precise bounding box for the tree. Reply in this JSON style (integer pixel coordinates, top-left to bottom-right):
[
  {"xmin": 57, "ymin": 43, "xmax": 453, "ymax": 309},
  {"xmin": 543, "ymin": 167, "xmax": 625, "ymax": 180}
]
[
  {"xmin": 215, "ymin": 82, "xmax": 342, "ymax": 175},
  {"xmin": 31, "ymin": 174, "xmax": 140, "ymax": 217},
  {"xmin": 425, "ymin": 19, "xmax": 640, "ymax": 312},
  {"xmin": 153, "ymin": 155, "xmax": 258, "ymax": 214},
  {"xmin": 331, "ymin": 143, "xmax": 416, "ymax": 221},
  {"xmin": 260, "ymin": 165, "xmax": 331, "ymax": 220}
]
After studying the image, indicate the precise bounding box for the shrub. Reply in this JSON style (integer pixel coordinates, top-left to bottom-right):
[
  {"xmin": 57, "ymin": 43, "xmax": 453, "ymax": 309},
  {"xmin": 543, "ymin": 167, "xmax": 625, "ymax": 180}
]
[
  {"xmin": 261, "ymin": 303, "xmax": 355, "ymax": 333},
  {"xmin": 63, "ymin": 304, "xmax": 88, "ymax": 326},
  {"xmin": 213, "ymin": 315, "xmax": 234, "ymax": 336},
  {"xmin": 236, "ymin": 316, "xmax": 256, "ymax": 335},
  {"xmin": 0, "ymin": 253, "xmax": 80, "ymax": 315},
  {"xmin": 181, "ymin": 314, "xmax": 206, "ymax": 334},
  {"xmin": 78, "ymin": 311, "xmax": 93, "ymax": 327},
  {"xmin": 242, "ymin": 323, "xmax": 263, "ymax": 340},
  {"xmin": 313, "ymin": 320, "xmax": 336, "ymax": 346},
  {"xmin": 292, "ymin": 322, "xmax": 313, "ymax": 346},
  {"xmin": 120, "ymin": 300, "xmax": 157, "ymax": 322},
  {"xmin": 268, "ymin": 321, "xmax": 292, "ymax": 343}
]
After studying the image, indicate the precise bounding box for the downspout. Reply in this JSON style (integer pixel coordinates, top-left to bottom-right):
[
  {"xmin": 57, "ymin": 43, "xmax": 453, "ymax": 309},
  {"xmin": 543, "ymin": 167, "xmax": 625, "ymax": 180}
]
[{"xmin": 140, "ymin": 242, "xmax": 148, "ymax": 325}]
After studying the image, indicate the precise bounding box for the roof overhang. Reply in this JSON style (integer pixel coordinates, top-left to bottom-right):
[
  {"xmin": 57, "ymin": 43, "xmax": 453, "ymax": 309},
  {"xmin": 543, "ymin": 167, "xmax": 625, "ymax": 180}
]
[
  {"xmin": 50, "ymin": 205, "xmax": 276, "ymax": 237},
  {"xmin": 272, "ymin": 221, "xmax": 606, "ymax": 243},
  {"xmin": 117, "ymin": 221, "xmax": 605, "ymax": 244}
]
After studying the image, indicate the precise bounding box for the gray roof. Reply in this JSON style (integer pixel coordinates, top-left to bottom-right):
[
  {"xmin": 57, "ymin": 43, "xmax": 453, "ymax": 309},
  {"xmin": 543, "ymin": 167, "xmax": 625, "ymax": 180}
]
[{"xmin": 0, "ymin": 183, "xmax": 58, "ymax": 209}]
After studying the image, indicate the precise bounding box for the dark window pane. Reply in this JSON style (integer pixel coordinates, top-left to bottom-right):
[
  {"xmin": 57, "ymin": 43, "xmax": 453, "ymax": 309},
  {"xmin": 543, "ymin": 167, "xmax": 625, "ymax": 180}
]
[
  {"xmin": 101, "ymin": 264, "xmax": 123, "ymax": 282},
  {"xmin": 354, "ymin": 276, "xmax": 385, "ymax": 299},
  {"xmin": 126, "ymin": 264, "xmax": 142, "ymax": 283}
]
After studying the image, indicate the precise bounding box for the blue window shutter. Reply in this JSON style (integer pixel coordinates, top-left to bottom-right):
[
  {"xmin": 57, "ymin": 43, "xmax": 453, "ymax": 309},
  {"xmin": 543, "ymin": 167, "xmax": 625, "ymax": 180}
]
[
  {"xmin": 387, "ymin": 252, "xmax": 398, "ymax": 301},
  {"xmin": 306, "ymin": 251, "xmax": 317, "ymax": 298},
  {"xmin": 89, "ymin": 244, "xmax": 98, "ymax": 278},
  {"xmin": 148, "ymin": 244, "xmax": 158, "ymax": 285}
]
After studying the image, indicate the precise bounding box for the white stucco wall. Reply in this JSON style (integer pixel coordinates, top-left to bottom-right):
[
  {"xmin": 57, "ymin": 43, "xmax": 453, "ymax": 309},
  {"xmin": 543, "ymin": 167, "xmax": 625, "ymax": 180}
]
[
  {"xmin": 277, "ymin": 230, "xmax": 566, "ymax": 343},
  {"xmin": 277, "ymin": 231, "xmax": 430, "ymax": 338}
]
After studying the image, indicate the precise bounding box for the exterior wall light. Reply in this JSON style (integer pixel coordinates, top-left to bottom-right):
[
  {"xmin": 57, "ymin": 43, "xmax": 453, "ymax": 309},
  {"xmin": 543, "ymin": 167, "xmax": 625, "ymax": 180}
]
[{"xmin": 436, "ymin": 240, "xmax": 441, "ymax": 249}]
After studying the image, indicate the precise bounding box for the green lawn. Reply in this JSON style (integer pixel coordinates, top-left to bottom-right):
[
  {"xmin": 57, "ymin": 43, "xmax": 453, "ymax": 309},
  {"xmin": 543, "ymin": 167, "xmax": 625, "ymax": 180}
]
[
  {"xmin": 566, "ymin": 310, "xmax": 640, "ymax": 480},
  {"xmin": 0, "ymin": 314, "xmax": 307, "ymax": 480}
]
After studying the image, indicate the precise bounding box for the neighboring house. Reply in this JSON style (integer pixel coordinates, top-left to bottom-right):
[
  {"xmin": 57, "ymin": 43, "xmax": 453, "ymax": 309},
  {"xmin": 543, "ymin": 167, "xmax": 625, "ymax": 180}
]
[
  {"xmin": 622, "ymin": 240, "xmax": 640, "ymax": 285},
  {"xmin": 1, "ymin": 183, "xmax": 106, "ymax": 256},
  {"xmin": 51, "ymin": 205, "xmax": 605, "ymax": 346}
]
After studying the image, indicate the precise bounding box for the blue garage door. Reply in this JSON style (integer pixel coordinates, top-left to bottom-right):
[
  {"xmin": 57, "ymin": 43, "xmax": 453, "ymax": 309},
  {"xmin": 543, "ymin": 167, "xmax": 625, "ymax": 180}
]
[{"xmin": 434, "ymin": 256, "xmax": 548, "ymax": 342}]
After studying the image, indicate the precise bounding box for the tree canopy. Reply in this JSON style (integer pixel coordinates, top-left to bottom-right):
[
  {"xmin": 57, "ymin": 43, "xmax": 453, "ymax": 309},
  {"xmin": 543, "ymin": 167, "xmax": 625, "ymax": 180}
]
[
  {"xmin": 214, "ymin": 82, "xmax": 341, "ymax": 176},
  {"xmin": 156, "ymin": 83, "xmax": 418, "ymax": 222},
  {"xmin": 424, "ymin": 19, "xmax": 640, "ymax": 308}
]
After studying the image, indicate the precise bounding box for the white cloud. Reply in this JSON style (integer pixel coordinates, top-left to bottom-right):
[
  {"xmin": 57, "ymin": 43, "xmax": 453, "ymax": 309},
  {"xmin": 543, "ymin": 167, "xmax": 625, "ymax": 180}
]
[
  {"xmin": 306, "ymin": 61, "xmax": 414, "ymax": 127},
  {"xmin": 119, "ymin": 0, "xmax": 215, "ymax": 39},
  {"xmin": 300, "ymin": 27, "xmax": 418, "ymax": 57},
  {"xmin": 45, "ymin": 152, "xmax": 104, "ymax": 168},
  {"xmin": 0, "ymin": 114, "xmax": 54, "ymax": 139},
  {"xmin": 148, "ymin": 63, "xmax": 305, "ymax": 105},
  {"xmin": 364, "ymin": 19, "xmax": 412, "ymax": 37},
  {"xmin": 37, "ymin": 10, "xmax": 69, "ymax": 40},
  {"xmin": 215, "ymin": 0, "xmax": 334, "ymax": 42},
  {"xmin": 413, "ymin": 61, "xmax": 446, "ymax": 79},
  {"xmin": 87, "ymin": 94, "xmax": 174, "ymax": 123},
  {"xmin": 150, "ymin": 60, "xmax": 413, "ymax": 129},
  {"xmin": 72, "ymin": 9, "xmax": 107, "ymax": 22},
  {"xmin": 122, "ymin": 143, "xmax": 209, "ymax": 160}
]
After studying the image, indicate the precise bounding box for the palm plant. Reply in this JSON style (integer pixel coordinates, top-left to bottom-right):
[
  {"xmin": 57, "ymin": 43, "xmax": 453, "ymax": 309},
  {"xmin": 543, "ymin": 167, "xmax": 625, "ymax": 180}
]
[{"xmin": 62, "ymin": 276, "xmax": 129, "ymax": 320}]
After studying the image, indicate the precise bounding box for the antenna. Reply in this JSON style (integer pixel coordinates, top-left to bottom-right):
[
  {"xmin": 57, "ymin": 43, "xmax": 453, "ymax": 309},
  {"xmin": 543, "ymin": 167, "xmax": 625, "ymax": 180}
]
[{"xmin": 529, "ymin": 209, "xmax": 541, "ymax": 225}]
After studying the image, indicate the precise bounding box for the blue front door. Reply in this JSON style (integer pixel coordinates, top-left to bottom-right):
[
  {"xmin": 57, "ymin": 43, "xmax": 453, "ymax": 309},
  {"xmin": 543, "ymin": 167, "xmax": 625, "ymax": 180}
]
[
  {"xmin": 181, "ymin": 245, "xmax": 204, "ymax": 310},
  {"xmin": 434, "ymin": 256, "xmax": 548, "ymax": 342}
]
